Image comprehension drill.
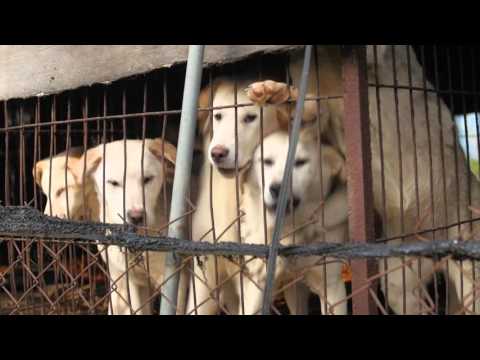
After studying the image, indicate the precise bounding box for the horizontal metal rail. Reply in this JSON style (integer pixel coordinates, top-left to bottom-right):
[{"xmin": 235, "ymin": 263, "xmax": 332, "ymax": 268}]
[
  {"xmin": 0, "ymin": 96, "xmax": 343, "ymax": 132},
  {"xmin": 1, "ymin": 206, "xmax": 480, "ymax": 261}
]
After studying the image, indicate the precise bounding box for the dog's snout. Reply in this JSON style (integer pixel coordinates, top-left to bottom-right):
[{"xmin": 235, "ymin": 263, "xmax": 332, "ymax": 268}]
[
  {"xmin": 269, "ymin": 183, "xmax": 281, "ymax": 199},
  {"xmin": 211, "ymin": 146, "xmax": 229, "ymax": 163},
  {"xmin": 127, "ymin": 208, "xmax": 145, "ymax": 226}
]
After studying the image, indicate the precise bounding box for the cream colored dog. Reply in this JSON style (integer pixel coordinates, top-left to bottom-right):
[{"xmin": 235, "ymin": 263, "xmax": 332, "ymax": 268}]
[
  {"xmin": 73, "ymin": 139, "xmax": 177, "ymax": 315},
  {"xmin": 248, "ymin": 45, "xmax": 480, "ymax": 314},
  {"xmin": 33, "ymin": 147, "xmax": 99, "ymax": 221},
  {"xmin": 239, "ymin": 125, "xmax": 349, "ymax": 315},
  {"xmin": 188, "ymin": 78, "xmax": 316, "ymax": 315}
]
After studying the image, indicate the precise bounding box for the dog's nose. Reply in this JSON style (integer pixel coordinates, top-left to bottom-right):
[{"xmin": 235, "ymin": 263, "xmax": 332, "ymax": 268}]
[
  {"xmin": 269, "ymin": 183, "xmax": 281, "ymax": 199},
  {"xmin": 211, "ymin": 146, "xmax": 229, "ymax": 163},
  {"xmin": 127, "ymin": 208, "xmax": 145, "ymax": 226}
]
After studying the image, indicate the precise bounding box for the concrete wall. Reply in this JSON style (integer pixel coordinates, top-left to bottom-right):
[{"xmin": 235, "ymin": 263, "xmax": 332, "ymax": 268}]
[{"xmin": 0, "ymin": 45, "xmax": 302, "ymax": 101}]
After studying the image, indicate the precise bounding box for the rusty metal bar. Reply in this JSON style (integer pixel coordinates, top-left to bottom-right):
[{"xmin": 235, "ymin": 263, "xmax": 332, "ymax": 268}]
[
  {"xmin": 342, "ymin": 45, "xmax": 378, "ymax": 315},
  {"xmin": 261, "ymin": 45, "xmax": 313, "ymax": 315},
  {"xmin": 4, "ymin": 206, "xmax": 480, "ymax": 259}
]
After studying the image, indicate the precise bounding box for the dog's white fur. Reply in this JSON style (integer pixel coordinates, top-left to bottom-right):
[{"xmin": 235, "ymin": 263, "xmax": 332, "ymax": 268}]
[
  {"xmin": 188, "ymin": 79, "xmax": 316, "ymax": 314},
  {"xmin": 205, "ymin": 81, "xmax": 278, "ymax": 171},
  {"xmin": 248, "ymin": 45, "xmax": 480, "ymax": 314},
  {"xmin": 73, "ymin": 139, "xmax": 178, "ymax": 315},
  {"xmin": 239, "ymin": 127, "xmax": 349, "ymax": 315}
]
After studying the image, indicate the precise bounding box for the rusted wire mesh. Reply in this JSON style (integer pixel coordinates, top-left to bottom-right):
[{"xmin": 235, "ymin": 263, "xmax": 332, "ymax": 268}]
[{"xmin": 1, "ymin": 45, "xmax": 480, "ymax": 315}]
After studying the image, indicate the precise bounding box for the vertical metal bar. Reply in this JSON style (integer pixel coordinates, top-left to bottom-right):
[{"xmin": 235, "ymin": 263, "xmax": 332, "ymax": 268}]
[
  {"xmin": 390, "ymin": 46, "xmax": 408, "ymax": 314},
  {"xmin": 233, "ymin": 66, "xmax": 246, "ymax": 314},
  {"xmin": 405, "ymin": 45, "xmax": 423, "ymax": 314},
  {"xmin": 312, "ymin": 47, "xmax": 329, "ymax": 315},
  {"xmin": 102, "ymin": 86, "xmax": 113, "ymax": 314},
  {"xmin": 342, "ymin": 45, "xmax": 378, "ymax": 315},
  {"xmin": 3, "ymin": 102, "xmax": 10, "ymax": 207},
  {"xmin": 140, "ymin": 77, "xmax": 153, "ymax": 313},
  {"xmin": 372, "ymin": 45, "xmax": 389, "ymax": 311},
  {"xmin": 121, "ymin": 88, "xmax": 133, "ymax": 314},
  {"xmin": 261, "ymin": 45, "xmax": 313, "ymax": 315},
  {"xmin": 159, "ymin": 45, "xmax": 205, "ymax": 315}
]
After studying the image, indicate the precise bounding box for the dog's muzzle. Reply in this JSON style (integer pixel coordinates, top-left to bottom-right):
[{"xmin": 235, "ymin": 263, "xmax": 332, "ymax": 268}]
[
  {"xmin": 215, "ymin": 161, "xmax": 252, "ymax": 179},
  {"xmin": 266, "ymin": 197, "xmax": 301, "ymax": 215}
]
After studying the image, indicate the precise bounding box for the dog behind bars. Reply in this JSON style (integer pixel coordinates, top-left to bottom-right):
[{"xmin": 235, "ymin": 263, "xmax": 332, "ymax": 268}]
[
  {"xmin": 70, "ymin": 139, "xmax": 179, "ymax": 315},
  {"xmin": 248, "ymin": 45, "xmax": 480, "ymax": 314},
  {"xmin": 239, "ymin": 118, "xmax": 350, "ymax": 315},
  {"xmin": 33, "ymin": 147, "xmax": 99, "ymax": 221},
  {"xmin": 187, "ymin": 77, "xmax": 317, "ymax": 314}
]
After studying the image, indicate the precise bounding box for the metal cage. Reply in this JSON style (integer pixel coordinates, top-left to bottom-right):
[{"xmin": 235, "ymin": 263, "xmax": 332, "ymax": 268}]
[{"xmin": 1, "ymin": 45, "xmax": 480, "ymax": 315}]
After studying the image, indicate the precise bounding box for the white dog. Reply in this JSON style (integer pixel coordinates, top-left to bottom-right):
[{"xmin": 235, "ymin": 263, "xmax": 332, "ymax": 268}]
[
  {"xmin": 188, "ymin": 78, "xmax": 316, "ymax": 314},
  {"xmin": 73, "ymin": 139, "xmax": 177, "ymax": 315},
  {"xmin": 239, "ymin": 123, "xmax": 349, "ymax": 315}
]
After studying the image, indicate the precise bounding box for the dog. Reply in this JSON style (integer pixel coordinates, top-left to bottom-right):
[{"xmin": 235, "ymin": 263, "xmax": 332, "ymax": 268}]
[
  {"xmin": 187, "ymin": 78, "xmax": 318, "ymax": 314},
  {"xmin": 247, "ymin": 45, "xmax": 480, "ymax": 314},
  {"xmin": 238, "ymin": 119, "xmax": 349, "ymax": 315},
  {"xmin": 72, "ymin": 138, "xmax": 179, "ymax": 315},
  {"xmin": 33, "ymin": 147, "xmax": 99, "ymax": 221}
]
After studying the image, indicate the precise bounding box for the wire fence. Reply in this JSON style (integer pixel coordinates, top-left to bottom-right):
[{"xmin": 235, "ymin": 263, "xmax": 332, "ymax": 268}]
[{"xmin": 1, "ymin": 45, "xmax": 480, "ymax": 315}]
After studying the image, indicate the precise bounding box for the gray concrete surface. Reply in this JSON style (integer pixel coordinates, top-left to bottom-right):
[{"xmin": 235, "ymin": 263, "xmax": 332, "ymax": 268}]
[{"xmin": 0, "ymin": 45, "xmax": 301, "ymax": 101}]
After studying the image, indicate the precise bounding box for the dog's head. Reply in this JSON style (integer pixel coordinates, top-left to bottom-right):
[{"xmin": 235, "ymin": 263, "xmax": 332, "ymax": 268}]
[
  {"xmin": 73, "ymin": 139, "xmax": 176, "ymax": 227},
  {"xmin": 33, "ymin": 148, "xmax": 88, "ymax": 220},
  {"xmin": 198, "ymin": 79, "xmax": 279, "ymax": 177},
  {"xmin": 198, "ymin": 79, "xmax": 330, "ymax": 178},
  {"xmin": 250, "ymin": 128, "xmax": 345, "ymax": 225}
]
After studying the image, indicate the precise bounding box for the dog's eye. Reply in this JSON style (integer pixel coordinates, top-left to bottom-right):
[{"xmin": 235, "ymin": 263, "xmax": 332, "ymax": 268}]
[
  {"xmin": 214, "ymin": 113, "xmax": 222, "ymax": 122},
  {"xmin": 295, "ymin": 159, "xmax": 309, "ymax": 167},
  {"xmin": 108, "ymin": 180, "xmax": 120, "ymax": 187},
  {"xmin": 244, "ymin": 114, "xmax": 257, "ymax": 124},
  {"xmin": 263, "ymin": 158, "xmax": 274, "ymax": 166},
  {"xmin": 143, "ymin": 176, "xmax": 153, "ymax": 185},
  {"xmin": 56, "ymin": 187, "xmax": 65, "ymax": 198}
]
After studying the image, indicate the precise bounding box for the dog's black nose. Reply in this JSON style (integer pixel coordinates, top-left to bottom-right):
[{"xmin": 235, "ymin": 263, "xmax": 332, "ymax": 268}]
[
  {"xmin": 211, "ymin": 145, "xmax": 229, "ymax": 163},
  {"xmin": 269, "ymin": 183, "xmax": 281, "ymax": 199},
  {"xmin": 127, "ymin": 208, "xmax": 145, "ymax": 226}
]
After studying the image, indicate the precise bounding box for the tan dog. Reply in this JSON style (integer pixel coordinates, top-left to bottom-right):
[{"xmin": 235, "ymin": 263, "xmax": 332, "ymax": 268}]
[
  {"xmin": 33, "ymin": 147, "xmax": 99, "ymax": 221},
  {"xmin": 248, "ymin": 45, "xmax": 480, "ymax": 314},
  {"xmin": 240, "ymin": 125, "xmax": 349, "ymax": 315},
  {"xmin": 187, "ymin": 78, "xmax": 319, "ymax": 315},
  {"xmin": 73, "ymin": 139, "xmax": 178, "ymax": 315}
]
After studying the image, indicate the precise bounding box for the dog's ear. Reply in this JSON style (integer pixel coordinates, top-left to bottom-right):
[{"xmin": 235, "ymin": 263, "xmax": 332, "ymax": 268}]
[
  {"xmin": 72, "ymin": 147, "xmax": 102, "ymax": 183},
  {"xmin": 276, "ymin": 106, "xmax": 291, "ymax": 131},
  {"xmin": 33, "ymin": 159, "xmax": 46, "ymax": 187},
  {"xmin": 198, "ymin": 86, "xmax": 210, "ymax": 132},
  {"xmin": 66, "ymin": 146, "xmax": 85, "ymax": 159},
  {"xmin": 198, "ymin": 81, "xmax": 221, "ymax": 135},
  {"xmin": 276, "ymin": 98, "xmax": 328, "ymax": 133},
  {"xmin": 64, "ymin": 157, "xmax": 83, "ymax": 185},
  {"xmin": 322, "ymin": 145, "xmax": 346, "ymax": 183},
  {"xmin": 149, "ymin": 139, "xmax": 177, "ymax": 182},
  {"xmin": 63, "ymin": 148, "xmax": 83, "ymax": 171},
  {"xmin": 149, "ymin": 139, "xmax": 177, "ymax": 165},
  {"xmin": 303, "ymin": 98, "xmax": 329, "ymax": 128}
]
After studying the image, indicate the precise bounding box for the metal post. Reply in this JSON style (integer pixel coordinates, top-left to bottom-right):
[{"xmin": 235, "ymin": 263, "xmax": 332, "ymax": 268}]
[
  {"xmin": 261, "ymin": 45, "xmax": 313, "ymax": 315},
  {"xmin": 160, "ymin": 45, "xmax": 205, "ymax": 315},
  {"xmin": 342, "ymin": 45, "xmax": 378, "ymax": 315}
]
